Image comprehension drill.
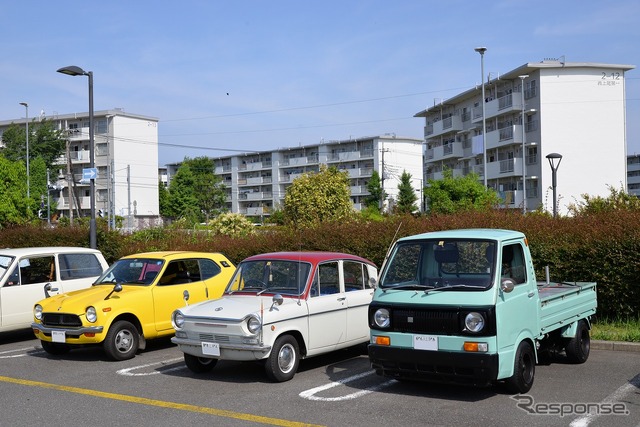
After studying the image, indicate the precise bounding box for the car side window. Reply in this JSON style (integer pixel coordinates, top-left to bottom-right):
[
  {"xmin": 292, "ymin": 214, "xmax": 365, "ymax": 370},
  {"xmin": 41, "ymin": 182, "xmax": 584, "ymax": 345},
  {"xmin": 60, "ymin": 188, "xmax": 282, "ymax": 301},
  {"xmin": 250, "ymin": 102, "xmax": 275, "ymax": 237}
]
[
  {"xmin": 198, "ymin": 259, "xmax": 221, "ymax": 280},
  {"xmin": 19, "ymin": 256, "xmax": 55, "ymax": 285},
  {"xmin": 501, "ymin": 244, "xmax": 527, "ymax": 285},
  {"xmin": 59, "ymin": 253, "xmax": 103, "ymax": 280},
  {"xmin": 317, "ymin": 262, "xmax": 340, "ymax": 295},
  {"xmin": 344, "ymin": 261, "xmax": 365, "ymax": 292}
]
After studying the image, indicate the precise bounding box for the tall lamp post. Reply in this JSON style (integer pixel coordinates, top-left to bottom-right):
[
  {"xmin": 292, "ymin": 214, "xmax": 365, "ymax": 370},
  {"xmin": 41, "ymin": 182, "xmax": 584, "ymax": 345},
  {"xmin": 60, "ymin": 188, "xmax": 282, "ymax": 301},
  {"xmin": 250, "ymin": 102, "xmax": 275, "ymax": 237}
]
[
  {"xmin": 57, "ymin": 65, "xmax": 96, "ymax": 249},
  {"xmin": 19, "ymin": 102, "xmax": 29, "ymax": 199},
  {"xmin": 474, "ymin": 47, "xmax": 488, "ymax": 187},
  {"xmin": 546, "ymin": 153, "xmax": 562, "ymax": 218},
  {"xmin": 519, "ymin": 75, "xmax": 529, "ymax": 214}
]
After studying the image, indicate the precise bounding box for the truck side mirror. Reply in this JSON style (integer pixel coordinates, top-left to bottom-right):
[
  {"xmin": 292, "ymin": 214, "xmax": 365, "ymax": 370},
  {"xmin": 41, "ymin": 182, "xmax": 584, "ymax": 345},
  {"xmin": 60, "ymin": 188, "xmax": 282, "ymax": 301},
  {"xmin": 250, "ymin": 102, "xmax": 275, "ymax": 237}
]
[{"xmin": 500, "ymin": 278, "xmax": 515, "ymax": 293}]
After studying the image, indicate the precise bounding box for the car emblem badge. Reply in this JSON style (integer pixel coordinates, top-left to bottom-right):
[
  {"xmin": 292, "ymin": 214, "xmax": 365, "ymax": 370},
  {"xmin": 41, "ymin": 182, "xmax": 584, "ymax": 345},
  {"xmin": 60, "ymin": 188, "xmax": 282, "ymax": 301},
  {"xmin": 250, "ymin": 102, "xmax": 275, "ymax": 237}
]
[{"xmin": 215, "ymin": 307, "xmax": 223, "ymax": 311}]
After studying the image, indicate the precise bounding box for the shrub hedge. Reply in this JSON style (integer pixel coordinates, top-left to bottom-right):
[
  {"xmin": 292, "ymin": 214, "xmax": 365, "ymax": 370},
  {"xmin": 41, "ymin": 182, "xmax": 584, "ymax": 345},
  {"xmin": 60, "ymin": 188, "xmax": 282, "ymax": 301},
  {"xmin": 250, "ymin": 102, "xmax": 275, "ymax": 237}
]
[{"xmin": 3, "ymin": 210, "xmax": 638, "ymax": 318}]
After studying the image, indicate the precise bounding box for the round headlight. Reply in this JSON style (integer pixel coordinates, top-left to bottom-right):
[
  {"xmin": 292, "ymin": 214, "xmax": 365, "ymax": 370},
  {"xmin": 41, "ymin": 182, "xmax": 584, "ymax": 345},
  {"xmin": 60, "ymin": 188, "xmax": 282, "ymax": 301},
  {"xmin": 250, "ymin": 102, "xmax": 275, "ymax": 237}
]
[
  {"xmin": 374, "ymin": 308, "xmax": 391, "ymax": 328},
  {"xmin": 86, "ymin": 306, "xmax": 97, "ymax": 323},
  {"xmin": 247, "ymin": 315, "xmax": 261, "ymax": 334},
  {"xmin": 172, "ymin": 310, "xmax": 185, "ymax": 330},
  {"xmin": 34, "ymin": 304, "xmax": 43, "ymax": 321},
  {"xmin": 465, "ymin": 312, "xmax": 485, "ymax": 333}
]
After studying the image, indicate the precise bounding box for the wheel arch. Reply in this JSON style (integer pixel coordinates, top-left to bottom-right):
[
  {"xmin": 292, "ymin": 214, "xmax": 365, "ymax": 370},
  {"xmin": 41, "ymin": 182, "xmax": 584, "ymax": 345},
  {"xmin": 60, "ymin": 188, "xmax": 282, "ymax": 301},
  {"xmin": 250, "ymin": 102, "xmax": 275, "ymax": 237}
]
[{"xmin": 109, "ymin": 313, "xmax": 145, "ymax": 350}]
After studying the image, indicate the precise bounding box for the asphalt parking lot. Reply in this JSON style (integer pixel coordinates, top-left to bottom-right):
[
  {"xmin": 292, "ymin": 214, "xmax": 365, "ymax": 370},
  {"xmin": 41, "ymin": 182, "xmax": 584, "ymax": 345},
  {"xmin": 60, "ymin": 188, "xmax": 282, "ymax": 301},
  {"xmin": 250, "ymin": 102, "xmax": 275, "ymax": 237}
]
[{"xmin": 1, "ymin": 330, "xmax": 639, "ymax": 427}]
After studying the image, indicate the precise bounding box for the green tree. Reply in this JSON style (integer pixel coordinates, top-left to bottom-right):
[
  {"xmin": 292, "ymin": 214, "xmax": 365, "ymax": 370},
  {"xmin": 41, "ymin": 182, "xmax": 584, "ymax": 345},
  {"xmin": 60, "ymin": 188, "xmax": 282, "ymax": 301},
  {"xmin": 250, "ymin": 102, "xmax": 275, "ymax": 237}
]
[
  {"xmin": 166, "ymin": 165, "xmax": 200, "ymax": 224},
  {"xmin": 568, "ymin": 184, "xmax": 640, "ymax": 216},
  {"xmin": 283, "ymin": 164, "xmax": 354, "ymax": 227},
  {"xmin": 1, "ymin": 119, "xmax": 66, "ymax": 169},
  {"xmin": 206, "ymin": 212, "xmax": 255, "ymax": 237},
  {"xmin": 424, "ymin": 169, "xmax": 501, "ymax": 214},
  {"xmin": 158, "ymin": 181, "xmax": 170, "ymax": 217},
  {"xmin": 365, "ymin": 170, "xmax": 386, "ymax": 210},
  {"xmin": 395, "ymin": 170, "xmax": 418, "ymax": 214},
  {"xmin": 182, "ymin": 157, "xmax": 226, "ymax": 222},
  {"xmin": 0, "ymin": 156, "xmax": 30, "ymax": 225}
]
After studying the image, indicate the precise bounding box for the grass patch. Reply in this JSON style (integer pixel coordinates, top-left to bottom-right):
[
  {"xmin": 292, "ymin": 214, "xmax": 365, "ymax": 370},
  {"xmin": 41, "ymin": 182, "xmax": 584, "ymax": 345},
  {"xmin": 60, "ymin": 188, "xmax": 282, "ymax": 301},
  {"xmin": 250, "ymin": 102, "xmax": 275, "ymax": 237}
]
[{"xmin": 591, "ymin": 317, "xmax": 640, "ymax": 342}]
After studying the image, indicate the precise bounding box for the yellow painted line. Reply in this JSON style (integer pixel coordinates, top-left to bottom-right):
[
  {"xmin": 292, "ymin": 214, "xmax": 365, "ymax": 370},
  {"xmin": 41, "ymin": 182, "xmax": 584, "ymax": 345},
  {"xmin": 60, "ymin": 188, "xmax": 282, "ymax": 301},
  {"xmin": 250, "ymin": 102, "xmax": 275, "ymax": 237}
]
[{"xmin": 0, "ymin": 375, "xmax": 323, "ymax": 427}]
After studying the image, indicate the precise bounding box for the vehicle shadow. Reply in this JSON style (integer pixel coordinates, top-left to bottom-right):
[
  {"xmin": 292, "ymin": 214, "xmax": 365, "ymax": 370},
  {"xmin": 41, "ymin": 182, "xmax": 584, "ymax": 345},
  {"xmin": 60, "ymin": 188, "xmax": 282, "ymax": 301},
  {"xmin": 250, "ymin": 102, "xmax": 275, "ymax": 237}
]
[{"xmin": 0, "ymin": 328, "xmax": 37, "ymax": 344}]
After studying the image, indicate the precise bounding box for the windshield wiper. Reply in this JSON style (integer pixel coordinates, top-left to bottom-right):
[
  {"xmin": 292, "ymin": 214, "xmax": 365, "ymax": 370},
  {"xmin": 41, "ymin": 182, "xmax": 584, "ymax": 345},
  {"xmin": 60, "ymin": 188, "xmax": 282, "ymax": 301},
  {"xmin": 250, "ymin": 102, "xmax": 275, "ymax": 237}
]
[
  {"xmin": 383, "ymin": 283, "xmax": 435, "ymax": 292},
  {"xmin": 436, "ymin": 284, "xmax": 486, "ymax": 291}
]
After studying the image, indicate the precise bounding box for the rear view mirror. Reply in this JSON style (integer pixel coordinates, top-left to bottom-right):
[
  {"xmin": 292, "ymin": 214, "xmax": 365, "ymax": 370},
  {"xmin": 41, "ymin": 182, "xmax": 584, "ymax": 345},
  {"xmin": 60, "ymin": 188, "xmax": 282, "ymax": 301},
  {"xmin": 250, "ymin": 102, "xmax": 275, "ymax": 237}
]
[{"xmin": 500, "ymin": 278, "xmax": 516, "ymax": 293}]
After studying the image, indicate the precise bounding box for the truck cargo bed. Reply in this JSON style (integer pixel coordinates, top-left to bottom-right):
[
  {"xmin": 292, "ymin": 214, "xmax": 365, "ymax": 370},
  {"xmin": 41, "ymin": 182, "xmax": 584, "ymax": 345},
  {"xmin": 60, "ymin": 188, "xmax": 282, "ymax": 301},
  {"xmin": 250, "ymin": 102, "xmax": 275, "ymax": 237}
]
[{"xmin": 537, "ymin": 282, "xmax": 597, "ymax": 333}]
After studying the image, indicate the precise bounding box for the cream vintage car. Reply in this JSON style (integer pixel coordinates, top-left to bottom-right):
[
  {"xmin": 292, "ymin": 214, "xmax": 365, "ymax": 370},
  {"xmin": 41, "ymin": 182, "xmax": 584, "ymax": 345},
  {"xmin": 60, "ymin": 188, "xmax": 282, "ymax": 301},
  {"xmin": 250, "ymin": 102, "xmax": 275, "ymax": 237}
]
[
  {"xmin": 0, "ymin": 247, "xmax": 108, "ymax": 333},
  {"xmin": 171, "ymin": 251, "xmax": 378, "ymax": 382}
]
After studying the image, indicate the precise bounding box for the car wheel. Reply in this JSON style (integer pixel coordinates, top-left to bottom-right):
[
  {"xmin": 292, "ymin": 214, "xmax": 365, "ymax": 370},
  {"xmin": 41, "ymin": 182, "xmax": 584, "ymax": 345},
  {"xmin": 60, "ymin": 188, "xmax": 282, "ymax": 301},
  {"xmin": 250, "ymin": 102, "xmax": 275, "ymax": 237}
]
[
  {"xmin": 565, "ymin": 320, "xmax": 590, "ymax": 364},
  {"xmin": 103, "ymin": 320, "xmax": 139, "ymax": 361},
  {"xmin": 184, "ymin": 353, "xmax": 218, "ymax": 373},
  {"xmin": 41, "ymin": 340, "xmax": 70, "ymax": 355},
  {"xmin": 265, "ymin": 335, "xmax": 300, "ymax": 382},
  {"xmin": 505, "ymin": 340, "xmax": 535, "ymax": 393}
]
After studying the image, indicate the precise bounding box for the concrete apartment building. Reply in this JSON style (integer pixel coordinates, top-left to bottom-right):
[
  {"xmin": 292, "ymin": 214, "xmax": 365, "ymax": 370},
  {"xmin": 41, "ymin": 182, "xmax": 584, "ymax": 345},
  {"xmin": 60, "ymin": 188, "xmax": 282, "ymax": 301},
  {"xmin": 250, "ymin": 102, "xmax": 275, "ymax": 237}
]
[
  {"xmin": 0, "ymin": 109, "xmax": 160, "ymax": 227},
  {"xmin": 166, "ymin": 135, "xmax": 424, "ymax": 219},
  {"xmin": 415, "ymin": 60, "xmax": 634, "ymax": 215}
]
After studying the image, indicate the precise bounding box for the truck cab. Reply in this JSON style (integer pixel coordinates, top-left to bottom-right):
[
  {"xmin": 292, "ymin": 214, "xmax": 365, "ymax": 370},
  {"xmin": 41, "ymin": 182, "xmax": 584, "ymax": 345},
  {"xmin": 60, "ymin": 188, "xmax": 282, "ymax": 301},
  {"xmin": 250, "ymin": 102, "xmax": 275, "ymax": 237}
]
[{"xmin": 368, "ymin": 228, "xmax": 596, "ymax": 392}]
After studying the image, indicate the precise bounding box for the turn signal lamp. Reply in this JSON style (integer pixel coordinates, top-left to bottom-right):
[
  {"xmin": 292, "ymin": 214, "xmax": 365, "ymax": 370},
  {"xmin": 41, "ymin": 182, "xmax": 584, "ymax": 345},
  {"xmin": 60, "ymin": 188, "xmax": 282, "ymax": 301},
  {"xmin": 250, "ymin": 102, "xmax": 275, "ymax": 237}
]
[
  {"xmin": 464, "ymin": 342, "xmax": 488, "ymax": 352},
  {"xmin": 374, "ymin": 336, "xmax": 390, "ymax": 346}
]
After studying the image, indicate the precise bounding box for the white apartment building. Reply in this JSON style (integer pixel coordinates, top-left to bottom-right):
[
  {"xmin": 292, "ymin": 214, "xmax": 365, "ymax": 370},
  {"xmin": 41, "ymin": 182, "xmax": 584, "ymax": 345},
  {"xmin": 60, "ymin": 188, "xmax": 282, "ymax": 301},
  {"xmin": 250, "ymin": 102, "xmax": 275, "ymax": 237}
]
[
  {"xmin": 0, "ymin": 109, "xmax": 160, "ymax": 228},
  {"xmin": 415, "ymin": 60, "xmax": 634, "ymax": 215},
  {"xmin": 166, "ymin": 135, "xmax": 424, "ymax": 219}
]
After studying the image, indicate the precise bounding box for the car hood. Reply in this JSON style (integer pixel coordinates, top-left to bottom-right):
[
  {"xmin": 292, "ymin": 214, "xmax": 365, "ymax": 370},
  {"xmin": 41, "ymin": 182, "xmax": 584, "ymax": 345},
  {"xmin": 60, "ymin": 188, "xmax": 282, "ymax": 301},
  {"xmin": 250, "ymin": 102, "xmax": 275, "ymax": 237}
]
[
  {"xmin": 180, "ymin": 294, "xmax": 303, "ymax": 323},
  {"xmin": 38, "ymin": 284, "xmax": 147, "ymax": 314}
]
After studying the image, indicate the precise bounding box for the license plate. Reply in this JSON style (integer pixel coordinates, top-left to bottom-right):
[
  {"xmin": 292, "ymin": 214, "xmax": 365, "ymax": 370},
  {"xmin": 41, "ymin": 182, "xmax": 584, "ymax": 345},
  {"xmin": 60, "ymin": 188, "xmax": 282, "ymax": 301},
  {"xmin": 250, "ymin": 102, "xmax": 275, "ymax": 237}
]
[
  {"xmin": 413, "ymin": 334, "xmax": 438, "ymax": 351},
  {"xmin": 201, "ymin": 341, "xmax": 220, "ymax": 356},
  {"xmin": 51, "ymin": 330, "xmax": 66, "ymax": 343}
]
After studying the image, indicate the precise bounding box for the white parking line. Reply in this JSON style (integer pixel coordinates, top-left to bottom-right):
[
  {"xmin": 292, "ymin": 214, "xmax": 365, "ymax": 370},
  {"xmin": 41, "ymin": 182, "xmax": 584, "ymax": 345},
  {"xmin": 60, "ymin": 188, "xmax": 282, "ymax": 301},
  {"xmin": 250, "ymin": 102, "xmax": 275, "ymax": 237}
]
[
  {"xmin": 299, "ymin": 371, "xmax": 396, "ymax": 401},
  {"xmin": 0, "ymin": 347, "xmax": 43, "ymax": 359},
  {"xmin": 569, "ymin": 374, "xmax": 640, "ymax": 427},
  {"xmin": 116, "ymin": 357, "xmax": 185, "ymax": 376}
]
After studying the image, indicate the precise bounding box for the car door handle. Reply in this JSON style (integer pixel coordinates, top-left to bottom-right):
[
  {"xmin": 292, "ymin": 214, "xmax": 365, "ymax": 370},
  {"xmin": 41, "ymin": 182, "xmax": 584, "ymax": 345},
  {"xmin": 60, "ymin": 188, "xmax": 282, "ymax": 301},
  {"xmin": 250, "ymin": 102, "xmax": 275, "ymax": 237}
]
[
  {"xmin": 337, "ymin": 297, "xmax": 346, "ymax": 301},
  {"xmin": 528, "ymin": 292, "xmax": 535, "ymax": 298}
]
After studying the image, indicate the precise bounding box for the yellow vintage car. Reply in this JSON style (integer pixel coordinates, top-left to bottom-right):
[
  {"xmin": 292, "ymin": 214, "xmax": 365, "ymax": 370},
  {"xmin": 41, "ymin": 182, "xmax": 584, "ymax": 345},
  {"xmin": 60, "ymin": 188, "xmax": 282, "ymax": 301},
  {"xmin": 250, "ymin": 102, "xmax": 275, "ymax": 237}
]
[{"xmin": 32, "ymin": 251, "xmax": 235, "ymax": 360}]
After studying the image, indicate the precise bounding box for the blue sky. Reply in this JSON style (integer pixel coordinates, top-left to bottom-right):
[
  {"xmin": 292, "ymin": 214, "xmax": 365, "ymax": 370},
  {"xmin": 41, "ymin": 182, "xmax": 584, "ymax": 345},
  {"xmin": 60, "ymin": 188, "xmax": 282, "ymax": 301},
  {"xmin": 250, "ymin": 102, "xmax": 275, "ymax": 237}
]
[{"xmin": 2, "ymin": 0, "xmax": 639, "ymax": 166}]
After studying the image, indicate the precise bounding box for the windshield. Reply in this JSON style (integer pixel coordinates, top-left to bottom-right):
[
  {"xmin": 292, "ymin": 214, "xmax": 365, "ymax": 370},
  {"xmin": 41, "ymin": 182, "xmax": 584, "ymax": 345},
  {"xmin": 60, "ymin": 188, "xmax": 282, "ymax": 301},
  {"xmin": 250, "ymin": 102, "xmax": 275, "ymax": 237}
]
[
  {"xmin": 225, "ymin": 260, "xmax": 311, "ymax": 296},
  {"xmin": 95, "ymin": 258, "xmax": 164, "ymax": 286},
  {"xmin": 0, "ymin": 255, "xmax": 15, "ymax": 284},
  {"xmin": 380, "ymin": 239, "xmax": 496, "ymax": 291}
]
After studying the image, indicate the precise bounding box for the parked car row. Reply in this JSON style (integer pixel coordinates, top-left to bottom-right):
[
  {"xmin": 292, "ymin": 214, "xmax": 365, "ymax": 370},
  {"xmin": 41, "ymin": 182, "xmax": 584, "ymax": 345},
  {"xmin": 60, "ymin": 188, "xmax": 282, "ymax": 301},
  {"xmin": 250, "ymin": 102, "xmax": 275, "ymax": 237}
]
[{"xmin": 5, "ymin": 228, "xmax": 596, "ymax": 391}]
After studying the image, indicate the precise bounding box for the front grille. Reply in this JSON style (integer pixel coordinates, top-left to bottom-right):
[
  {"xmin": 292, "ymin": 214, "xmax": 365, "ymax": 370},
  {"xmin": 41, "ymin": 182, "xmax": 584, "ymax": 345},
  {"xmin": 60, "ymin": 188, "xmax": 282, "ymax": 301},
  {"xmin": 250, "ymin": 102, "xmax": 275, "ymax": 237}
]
[
  {"xmin": 392, "ymin": 308, "xmax": 459, "ymax": 335},
  {"xmin": 42, "ymin": 313, "xmax": 82, "ymax": 328}
]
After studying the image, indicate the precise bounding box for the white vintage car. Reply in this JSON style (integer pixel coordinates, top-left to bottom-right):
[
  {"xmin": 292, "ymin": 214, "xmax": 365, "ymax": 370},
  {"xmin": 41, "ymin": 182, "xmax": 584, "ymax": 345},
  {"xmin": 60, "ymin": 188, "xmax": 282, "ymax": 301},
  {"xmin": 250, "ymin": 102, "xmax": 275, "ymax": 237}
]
[
  {"xmin": 171, "ymin": 251, "xmax": 378, "ymax": 382},
  {"xmin": 0, "ymin": 247, "xmax": 108, "ymax": 333}
]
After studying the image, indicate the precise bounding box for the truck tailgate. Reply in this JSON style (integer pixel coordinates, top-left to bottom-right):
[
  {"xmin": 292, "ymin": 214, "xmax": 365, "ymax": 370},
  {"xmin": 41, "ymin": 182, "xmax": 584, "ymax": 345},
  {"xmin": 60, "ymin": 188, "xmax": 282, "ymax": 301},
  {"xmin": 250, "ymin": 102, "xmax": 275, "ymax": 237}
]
[{"xmin": 537, "ymin": 282, "xmax": 597, "ymax": 333}]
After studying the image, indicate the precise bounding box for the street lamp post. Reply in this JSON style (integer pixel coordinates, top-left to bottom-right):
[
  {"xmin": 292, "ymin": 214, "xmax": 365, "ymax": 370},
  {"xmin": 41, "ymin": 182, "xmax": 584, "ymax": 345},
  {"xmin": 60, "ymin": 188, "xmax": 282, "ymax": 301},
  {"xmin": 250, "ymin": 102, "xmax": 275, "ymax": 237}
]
[
  {"xmin": 546, "ymin": 153, "xmax": 563, "ymax": 218},
  {"xmin": 474, "ymin": 47, "xmax": 488, "ymax": 187},
  {"xmin": 519, "ymin": 75, "xmax": 529, "ymax": 214},
  {"xmin": 19, "ymin": 102, "xmax": 29, "ymax": 199},
  {"xmin": 57, "ymin": 65, "xmax": 96, "ymax": 249}
]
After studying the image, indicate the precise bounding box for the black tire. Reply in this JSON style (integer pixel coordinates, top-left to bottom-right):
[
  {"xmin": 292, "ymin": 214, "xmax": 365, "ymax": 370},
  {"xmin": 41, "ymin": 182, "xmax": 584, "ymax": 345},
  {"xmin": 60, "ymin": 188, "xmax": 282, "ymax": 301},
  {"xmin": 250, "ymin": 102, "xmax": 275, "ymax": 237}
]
[
  {"xmin": 41, "ymin": 340, "xmax": 70, "ymax": 355},
  {"xmin": 184, "ymin": 353, "xmax": 218, "ymax": 373},
  {"xmin": 103, "ymin": 320, "xmax": 139, "ymax": 361},
  {"xmin": 565, "ymin": 320, "xmax": 591, "ymax": 364},
  {"xmin": 265, "ymin": 335, "xmax": 300, "ymax": 382},
  {"xmin": 505, "ymin": 340, "xmax": 535, "ymax": 393}
]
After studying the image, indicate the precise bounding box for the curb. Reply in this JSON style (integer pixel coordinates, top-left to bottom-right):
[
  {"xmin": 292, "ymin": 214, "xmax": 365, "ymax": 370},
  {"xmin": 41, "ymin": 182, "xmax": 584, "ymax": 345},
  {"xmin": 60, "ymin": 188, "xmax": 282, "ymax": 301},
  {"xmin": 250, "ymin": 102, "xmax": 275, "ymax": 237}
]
[{"xmin": 591, "ymin": 340, "xmax": 640, "ymax": 353}]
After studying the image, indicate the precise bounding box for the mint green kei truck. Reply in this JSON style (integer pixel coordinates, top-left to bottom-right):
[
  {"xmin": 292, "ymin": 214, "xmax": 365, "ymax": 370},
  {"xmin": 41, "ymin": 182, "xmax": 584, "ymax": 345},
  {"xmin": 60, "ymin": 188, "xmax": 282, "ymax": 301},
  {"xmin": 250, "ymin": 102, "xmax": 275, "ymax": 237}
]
[{"xmin": 368, "ymin": 229, "xmax": 597, "ymax": 393}]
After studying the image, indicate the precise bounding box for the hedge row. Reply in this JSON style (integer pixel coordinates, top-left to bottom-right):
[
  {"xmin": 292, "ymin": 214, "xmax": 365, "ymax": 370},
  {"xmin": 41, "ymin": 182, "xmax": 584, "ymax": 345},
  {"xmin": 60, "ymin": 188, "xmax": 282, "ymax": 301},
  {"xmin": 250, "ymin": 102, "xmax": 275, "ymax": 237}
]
[{"xmin": 3, "ymin": 210, "xmax": 638, "ymax": 318}]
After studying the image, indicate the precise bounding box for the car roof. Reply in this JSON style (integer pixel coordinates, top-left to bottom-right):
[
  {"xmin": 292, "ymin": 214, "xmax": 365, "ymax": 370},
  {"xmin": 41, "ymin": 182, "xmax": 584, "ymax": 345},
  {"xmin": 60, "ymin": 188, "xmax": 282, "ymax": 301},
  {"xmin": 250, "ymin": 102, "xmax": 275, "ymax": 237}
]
[
  {"xmin": 121, "ymin": 251, "xmax": 227, "ymax": 260},
  {"xmin": 242, "ymin": 251, "xmax": 376, "ymax": 266},
  {"xmin": 0, "ymin": 247, "xmax": 103, "ymax": 257},
  {"xmin": 398, "ymin": 228, "xmax": 526, "ymax": 243}
]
